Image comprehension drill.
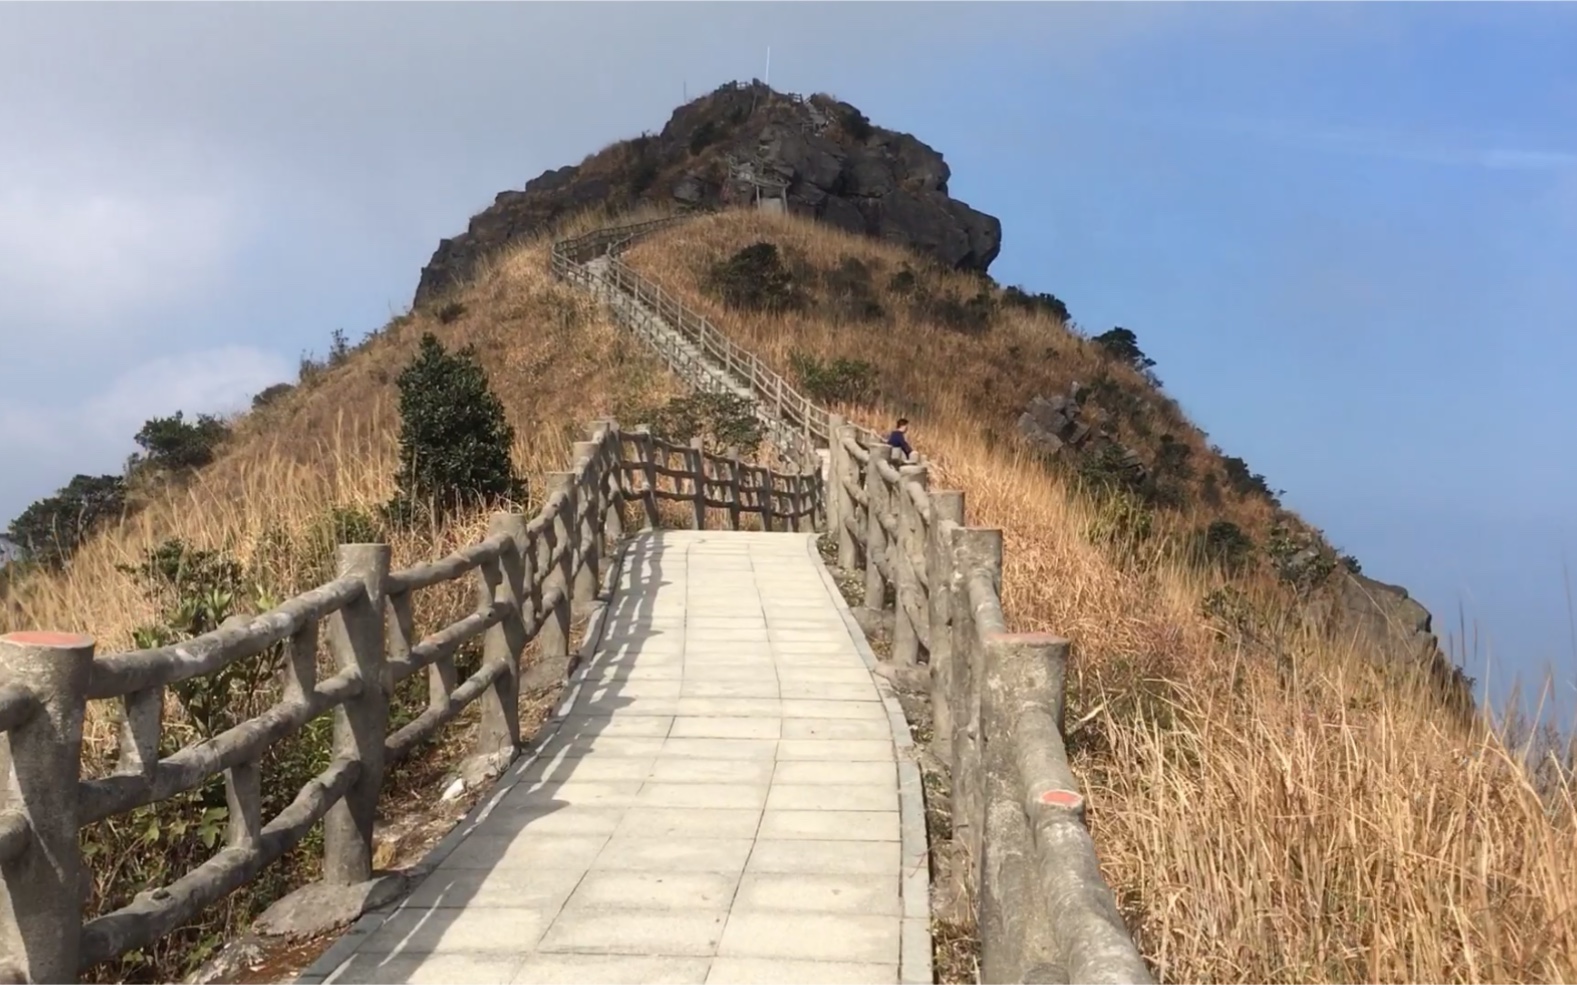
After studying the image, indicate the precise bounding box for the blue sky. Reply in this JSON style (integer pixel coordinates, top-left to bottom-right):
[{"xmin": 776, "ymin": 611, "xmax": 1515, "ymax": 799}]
[{"xmin": 2, "ymin": 3, "xmax": 1572, "ymax": 724}]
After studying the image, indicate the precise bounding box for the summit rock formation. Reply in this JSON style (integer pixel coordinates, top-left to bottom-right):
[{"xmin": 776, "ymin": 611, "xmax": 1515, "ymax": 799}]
[{"xmin": 414, "ymin": 81, "xmax": 1002, "ymax": 306}]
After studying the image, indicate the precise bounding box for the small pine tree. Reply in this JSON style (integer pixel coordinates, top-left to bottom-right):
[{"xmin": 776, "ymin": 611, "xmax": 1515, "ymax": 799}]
[{"xmin": 390, "ymin": 333, "xmax": 523, "ymax": 520}]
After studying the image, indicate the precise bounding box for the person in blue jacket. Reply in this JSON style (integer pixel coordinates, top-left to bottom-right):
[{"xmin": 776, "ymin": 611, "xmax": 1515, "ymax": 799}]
[{"xmin": 886, "ymin": 418, "xmax": 914, "ymax": 461}]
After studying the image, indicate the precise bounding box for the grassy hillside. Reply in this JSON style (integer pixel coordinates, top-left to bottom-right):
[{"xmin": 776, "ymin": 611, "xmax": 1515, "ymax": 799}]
[
  {"xmin": 623, "ymin": 209, "xmax": 1577, "ymax": 983},
  {"xmin": 0, "ymin": 219, "xmax": 684, "ymax": 981}
]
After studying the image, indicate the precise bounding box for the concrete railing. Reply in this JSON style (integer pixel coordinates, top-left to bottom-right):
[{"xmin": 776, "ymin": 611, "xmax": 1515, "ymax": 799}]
[
  {"xmin": 555, "ymin": 210, "xmax": 1149, "ymax": 983},
  {"xmin": 0, "ymin": 420, "xmax": 821, "ymax": 982},
  {"xmin": 827, "ymin": 428, "xmax": 1152, "ymax": 984},
  {"xmin": 549, "ymin": 216, "xmax": 883, "ymax": 473}
]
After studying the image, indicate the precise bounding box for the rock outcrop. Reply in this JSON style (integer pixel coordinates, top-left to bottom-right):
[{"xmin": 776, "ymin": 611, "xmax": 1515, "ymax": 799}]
[
  {"xmin": 1319, "ymin": 572, "xmax": 1475, "ymax": 720},
  {"xmin": 1017, "ymin": 384, "xmax": 1147, "ymax": 485},
  {"xmin": 413, "ymin": 81, "xmax": 1002, "ymax": 306}
]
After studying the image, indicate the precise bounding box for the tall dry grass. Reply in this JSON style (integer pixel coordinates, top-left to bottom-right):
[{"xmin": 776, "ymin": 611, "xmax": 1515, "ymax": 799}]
[
  {"xmin": 2, "ymin": 232, "xmax": 680, "ymax": 649},
  {"xmin": 0, "ymin": 227, "xmax": 686, "ymax": 981},
  {"xmin": 626, "ymin": 211, "xmax": 1577, "ymax": 983}
]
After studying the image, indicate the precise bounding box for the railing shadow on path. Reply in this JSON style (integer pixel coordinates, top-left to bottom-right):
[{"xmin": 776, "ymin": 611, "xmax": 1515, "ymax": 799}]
[{"xmin": 305, "ymin": 535, "xmax": 679, "ymax": 984}]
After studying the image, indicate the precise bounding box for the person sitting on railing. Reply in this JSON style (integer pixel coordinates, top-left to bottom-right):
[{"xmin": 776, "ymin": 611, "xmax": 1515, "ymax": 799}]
[{"xmin": 886, "ymin": 418, "xmax": 915, "ymax": 461}]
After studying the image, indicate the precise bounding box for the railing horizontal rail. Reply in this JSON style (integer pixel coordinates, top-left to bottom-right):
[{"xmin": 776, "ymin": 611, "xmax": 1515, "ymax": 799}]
[{"xmin": 0, "ymin": 406, "xmax": 825, "ymax": 981}]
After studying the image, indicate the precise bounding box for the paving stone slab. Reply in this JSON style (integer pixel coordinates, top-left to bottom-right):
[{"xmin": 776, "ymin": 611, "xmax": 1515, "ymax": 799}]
[{"xmin": 306, "ymin": 530, "xmax": 921, "ymax": 985}]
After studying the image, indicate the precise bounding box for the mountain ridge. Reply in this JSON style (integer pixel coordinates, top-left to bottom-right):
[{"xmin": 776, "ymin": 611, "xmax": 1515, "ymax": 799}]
[{"xmin": 414, "ymin": 80, "xmax": 1002, "ymax": 306}]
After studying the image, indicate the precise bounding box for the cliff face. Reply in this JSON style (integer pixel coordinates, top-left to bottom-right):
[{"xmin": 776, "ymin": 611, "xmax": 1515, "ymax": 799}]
[{"xmin": 413, "ymin": 81, "xmax": 1002, "ymax": 306}]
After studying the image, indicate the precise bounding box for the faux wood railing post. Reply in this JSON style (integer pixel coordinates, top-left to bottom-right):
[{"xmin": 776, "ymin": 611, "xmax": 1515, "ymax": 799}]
[
  {"xmin": 322, "ymin": 543, "xmax": 390, "ymax": 886},
  {"xmin": 927, "ymin": 490, "xmax": 966, "ymax": 761},
  {"xmin": 787, "ymin": 473, "xmax": 803, "ymax": 533},
  {"xmin": 893, "ymin": 463, "xmax": 929, "ymax": 667},
  {"xmin": 948, "ymin": 527, "xmax": 1003, "ymax": 902},
  {"xmin": 634, "ymin": 425, "xmax": 660, "ymax": 529},
  {"xmin": 726, "ymin": 447, "xmax": 744, "ymax": 530},
  {"xmin": 985, "ymin": 633, "xmax": 1152, "ymax": 984},
  {"xmin": 0, "ymin": 631, "xmax": 94, "ymax": 984},
  {"xmin": 572, "ymin": 440, "xmax": 603, "ymax": 607},
  {"xmin": 832, "ymin": 422, "xmax": 858, "ymax": 569},
  {"xmin": 478, "ymin": 513, "xmax": 529, "ymax": 757},
  {"xmin": 540, "ymin": 473, "xmax": 575, "ymax": 662},
  {"xmin": 758, "ymin": 467, "xmax": 774, "ymax": 532},
  {"xmin": 688, "ymin": 436, "xmax": 708, "ymax": 530},
  {"xmin": 978, "ymin": 632, "xmax": 1055, "ymax": 984},
  {"xmin": 864, "ymin": 443, "xmax": 894, "ymax": 610},
  {"xmin": 592, "ymin": 422, "xmax": 625, "ymax": 545}
]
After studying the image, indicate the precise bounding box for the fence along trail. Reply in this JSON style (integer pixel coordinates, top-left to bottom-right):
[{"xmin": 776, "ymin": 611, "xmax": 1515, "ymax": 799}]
[{"xmin": 0, "ymin": 210, "xmax": 1148, "ymax": 985}]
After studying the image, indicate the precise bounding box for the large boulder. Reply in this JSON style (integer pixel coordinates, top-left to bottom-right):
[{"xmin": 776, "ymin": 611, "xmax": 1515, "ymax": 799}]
[{"xmin": 413, "ymin": 81, "xmax": 1002, "ymax": 306}]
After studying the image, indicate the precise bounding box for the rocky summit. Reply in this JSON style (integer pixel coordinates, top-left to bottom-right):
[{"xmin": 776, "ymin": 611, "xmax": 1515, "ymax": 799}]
[{"xmin": 413, "ymin": 80, "xmax": 1003, "ymax": 306}]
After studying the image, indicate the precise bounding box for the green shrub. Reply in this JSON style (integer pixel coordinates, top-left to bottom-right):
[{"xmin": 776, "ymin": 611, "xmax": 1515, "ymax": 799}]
[
  {"xmin": 1341, "ymin": 553, "xmax": 1362, "ymax": 574},
  {"xmin": 388, "ymin": 333, "xmax": 525, "ymax": 523},
  {"xmin": 1076, "ymin": 442, "xmax": 1145, "ymax": 498},
  {"xmin": 120, "ymin": 539, "xmax": 274, "ymax": 738},
  {"xmin": 921, "ymin": 287, "xmax": 995, "ymax": 335},
  {"xmin": 887, "ymin": 266, "xmax": 918, "ymax": 294},
  {"xmin": 649, "ymin": 390, "xmax": 763, "ymax": 456},
  {"xmin": 821, "ymin": 256, "xmax": 885, "ymax": 322},
  {"xmin": 1086, "ymin": 488, "xmax": 1154, "ymax": 560},
  {"xmin": 1197, "ymin": 520, "xmax": 1255, "ymax": 573},
  {"xmin": 1001, "ymin": 286, "xmax": 1071, "ymax": 323},
  {"xmin": 251, "ymin": 382, "xmax": 295, "ymax": 410},
  {"xmin": 1265, "ymin": 523, "xmax": 1338, "ymax": 593},
  {"xmin": 708, "ymin": 242, "xmax": 804, "ymax": 312},
  {"xmin": 86, "ymin": 536, "xmax": 335, "ymax": 982},
  {"xmin": 688, "ymin": 120, "xmax": 721, "ymax": 155},
  {"xmin": 132, "ymin": 411, "xmax": 230, "ymax": 473},
  {"xmin": 789, "ymin": 351, "xmax": 879, "ymax": 405},
  {"xmin": 1218, "ymin": 453, "xmax": 1279, "ymax": 505},
  {"xmin": 6, "ymin": 474, "xmax": 127, "ymax": 569},
  {"xmin": 1092, "ymin": 327, "xmax": 1155, "ymax": 372}
]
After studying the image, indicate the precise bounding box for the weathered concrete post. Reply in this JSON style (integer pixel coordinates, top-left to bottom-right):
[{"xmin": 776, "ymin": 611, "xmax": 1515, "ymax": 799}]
[
  {"xmin": 572, "ymin": 440, "xmax": 603, "ymax": 606},
  {"xmin": 832, "ymin": 422, "xmax": 858, "ymax": 569},
  {"xmin": 787, "ymin": 472, "xmax": 804, "ymax": 533},
  {"xmin": 590, "ymin": 420, "xmax": 624, "ymax": 547},
  {"xmin": 946, "ymin": 526, "xmax": 1002, "ymax": 901},
  {"xmin": 477, "ymin": 512, "xmax": 529, "ymax": 758},
  {"xmin": 323, "ymin": 543, "xmax": 390, "ymax": 886},
  {"xmin": 726, "ymin": 447, "xmax": 744, "ymax": 531},
  {"xmin": 864, "ymin": 443, "xmax": 893, "ymax": 611},
  {"xmin": 633, "ymin": 425, "xmax": 660, "ymax": 530},
  {"xmin": 892, "ymin": 463, "xmax": 929, "ymax": 667},
  {"xmin": 984, "ymin": 632, "xmax": 1153, "ymax": 985},
  {"xmin": 978, "ymin": 633, "xmax": 1060, "ymax": 984},
  {"xmin": 688, "ymin": 437, "xmax": 708, "ymax": 530},
  {"xmin": 540, "ymin": 473, "xmax": 576, "ymax": 666},
  {"xmin": 926, "ymin": 490, "xmax": 966, "ymax": 762},
  {"xmin": 0, "ymin": 631, "xmax": 94, "ymax": 984},
  {"xmin": 758, "ymin": 467, "xmax": 775, "ymax": 532}
]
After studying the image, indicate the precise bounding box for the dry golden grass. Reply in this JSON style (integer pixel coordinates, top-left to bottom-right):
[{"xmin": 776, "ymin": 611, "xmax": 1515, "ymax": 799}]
[
  {"xmin": 625, "ymin": 211, "xmax": 1577, "ymax": 983},
  {"xmin": 1, "ymin": 231, "xmax": 679, "ymax": 651},
  {"xmin": 0, "ymin": 220, "xmax": 691, "ymax": 982}
]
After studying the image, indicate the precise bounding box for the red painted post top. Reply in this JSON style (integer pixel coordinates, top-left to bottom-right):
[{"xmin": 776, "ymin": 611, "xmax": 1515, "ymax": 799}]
[
  {"xmin": 1039, "ymin": 789, "xmax": 1085, "ymax": 810},
  {"xmin": 0, "ymin": 631, "xmax": 94, "ymax": 649}
]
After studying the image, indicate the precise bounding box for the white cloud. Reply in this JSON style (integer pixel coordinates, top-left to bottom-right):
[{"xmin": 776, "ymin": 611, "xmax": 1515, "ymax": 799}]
[
  {"xmin": 0, "ymin": 345, "xmax": 292, "ymax": 523},
  {"xmin": 0, "ymin": 133, "xmax": 246, "ymax": 339}
]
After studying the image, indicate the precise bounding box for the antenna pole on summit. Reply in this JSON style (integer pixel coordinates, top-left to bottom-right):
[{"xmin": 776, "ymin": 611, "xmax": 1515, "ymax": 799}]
[{"xmin": 765, "ymin": 47, "xmax": 771, "ymax": 87}]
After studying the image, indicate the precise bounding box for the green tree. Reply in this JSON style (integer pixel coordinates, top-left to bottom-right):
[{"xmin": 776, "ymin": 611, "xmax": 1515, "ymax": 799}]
[
  {"xmin": 391, "ymin": 333, "xmax": 524, "ymax": 519},
  {"xmin": 6, "ymin": 473, "xmax": 127, "ymax": 568},
  {"xmin": 133, "ymin": 411, "xmax": 231, "ymax": 472},
  {"xmin": 1091, "ymin": 327, "xmax": 1156, "ymax": 372}
]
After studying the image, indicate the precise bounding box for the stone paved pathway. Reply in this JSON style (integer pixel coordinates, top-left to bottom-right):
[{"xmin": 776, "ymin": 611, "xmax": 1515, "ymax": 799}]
[{"xmin": 303, "ymin": 531, "xmax": 928, "ymax": 985}]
